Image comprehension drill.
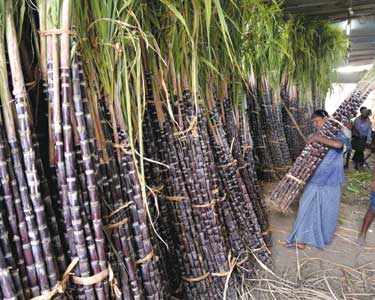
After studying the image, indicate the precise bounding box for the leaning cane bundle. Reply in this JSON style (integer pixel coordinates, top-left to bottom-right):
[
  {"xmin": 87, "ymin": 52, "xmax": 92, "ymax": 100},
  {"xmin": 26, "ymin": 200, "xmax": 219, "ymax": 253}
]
[
  {"xmin": 271, "ymin": 73, "xmax": 375, "ymax": 211},
  {"xmin": 209, "ymin": 107, "xmax": 272, "ymax": 269},
  {"xmin": 259, "ymin": 79, "xmax": 286, "ymax": 172},
  {"xmin": 221, "ymin": 90, "xmax": 269, "ymax": 241},
  {"xmin": 247, "ymin": 86, "xmax": 275, "ymax": 181}
]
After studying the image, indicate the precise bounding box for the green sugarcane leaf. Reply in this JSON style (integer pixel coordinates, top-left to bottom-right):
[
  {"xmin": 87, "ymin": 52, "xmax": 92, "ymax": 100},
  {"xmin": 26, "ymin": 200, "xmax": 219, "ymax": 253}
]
[
  {"xmin": 347, "ymin": 186, "xmax": 360, "ymax": 193},
  {"xmin": 160, "ymin": 0, "xmax": 192, "ymax": 40}
]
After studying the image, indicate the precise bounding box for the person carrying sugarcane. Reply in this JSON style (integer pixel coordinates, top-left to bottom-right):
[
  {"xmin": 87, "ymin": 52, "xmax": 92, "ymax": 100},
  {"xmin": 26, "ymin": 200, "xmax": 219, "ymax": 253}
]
[
  {"xmin": 358, "ymin": 165, "xmax": 375, "ymax": 244},
  {"xmin": 352, "ymin": 107, "xmax": 372, "ymax": 170},
  {"xmin": 286, "ymin": 110, "xmax": 346, "ymax": 250}
]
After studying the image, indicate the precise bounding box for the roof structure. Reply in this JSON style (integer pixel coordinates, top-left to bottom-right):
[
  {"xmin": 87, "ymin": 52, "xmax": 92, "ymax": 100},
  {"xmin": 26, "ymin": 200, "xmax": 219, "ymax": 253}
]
[{"xmin": 283, "ymin": 0, "xmax": 375, "ymax": 83}]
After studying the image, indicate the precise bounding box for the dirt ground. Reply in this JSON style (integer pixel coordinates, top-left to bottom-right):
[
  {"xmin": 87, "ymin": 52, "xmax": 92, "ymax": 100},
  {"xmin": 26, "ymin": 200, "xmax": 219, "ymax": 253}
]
[{"xmin": 264, "ymin": 153, "xmax": 375, "ymax": 281}]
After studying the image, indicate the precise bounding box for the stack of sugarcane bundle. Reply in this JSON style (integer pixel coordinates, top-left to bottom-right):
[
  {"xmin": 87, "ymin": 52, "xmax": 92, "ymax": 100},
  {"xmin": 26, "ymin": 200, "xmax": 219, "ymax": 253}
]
[
  {"xmin": 281, "ymin": 83, "xmax": 314, "ymax": 161},
  {"xmin": 271, "ymin": 76, "xmax": 375, "ymax": 211},
  {"xmin": 296, "ymin": 96, "xmax": 314, "ymax": 139},
  {"xmin": 274, "ymin": 98, "xmax": 292, "ymax": 168},
  {"xmin": 0, "ymin": 0, "xmax": 166, "ymax": 298},
  {"xmin": 140, "ymin": 65, "xmax": 272, "ymax": 298},
  {"xmin": 208, "ymin": 106, "xmax": 272, "ymax": 267},
  {"xmin": 238, "ymin": 109, "xmax": 269, "ymax": 239},
  {"xmin": 221, "ymin": 90, "xmax": 269, "ymax": 243},
  {"xmin": 74, "ymin": 40, "xmax": 165, "ymax": 300},
  {"xmin": 247, "ymin": 85, "xmax": 275, "ymax": 181},
  {"xmin": 44, "ymin": 2, "xmax": 111, "ymax": 297},
  {"xmin": 259, "ymin": 82, "xmax": 285, "ymax": 171},
  {"xmin": 143, "ymin": 101, "xmax": 181, "ymax": 294},
  {"xmin": 142, "ymin": 88, "xmax": 235, "ymax": 298}
]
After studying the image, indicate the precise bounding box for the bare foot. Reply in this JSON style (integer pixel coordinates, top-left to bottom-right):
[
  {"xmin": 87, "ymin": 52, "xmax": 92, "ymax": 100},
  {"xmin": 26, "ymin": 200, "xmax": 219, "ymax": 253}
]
[
  {"xmin": 284, "ymin": 242, "xmax": 306, "ymax": 250},
  {"xmin": 295, "ymin": 242, "xmax": 306, "ymax": 250},
  {"xmin": 357, "ymin": 235, "xmax": 366, "ymax": 246}
]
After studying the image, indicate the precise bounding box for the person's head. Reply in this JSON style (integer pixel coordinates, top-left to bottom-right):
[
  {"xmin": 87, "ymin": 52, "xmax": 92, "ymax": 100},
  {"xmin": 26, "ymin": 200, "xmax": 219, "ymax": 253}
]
[
  {"xmin": 360, "ymin": 106, "xmax": 368, "ymax": 117},
  {"xmin": 311, "ymin": 109, "xmax": 329, "ymax": 130}
]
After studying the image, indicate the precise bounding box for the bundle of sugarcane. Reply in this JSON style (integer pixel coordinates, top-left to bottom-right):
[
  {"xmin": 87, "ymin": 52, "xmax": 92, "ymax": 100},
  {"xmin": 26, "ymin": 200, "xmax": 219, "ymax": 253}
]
[
  {"xmin": 73, "ymin": 3, "xmax": 166, "ymax": 299},
  {"xmin": 221, "ymin": 90, "xmax": 269, "ymax": 242},
  {"xmin": 142, "ymin": 85, "xmax": 235, "ymax": 298},
  {"xmin": 271, "ymin": 74, "xmax": 375, "ymax": 211},
  {"xmin": 45, "ymin": 1, "xmax": 110, "ymax": 298},
  {"xmin": 74, "ymin": 53, "xmax": 154, "ymax": 300},
  {"xmin": 258, "ymin": 79, "xmax": 287, "ymax": 175},
  {"xmin": 76, "ymin": 39, "xmax": 165, "ymax": 300},
  {"xmin": 238, "ymin": 109, "xmax": 269, "ymax": 237},
  {"xmin": 143, "ymin": 99, "xmax": 180, "ymax": 294},
  {"xmin": 247, "ymin": 85, "xmax": 275, "ymax": 181},
  {"xmin": 208, "ymin": 106, "xmax": 272, "ymax": 268},
  {"xmin": 274, "ymin": 98, "xmax": 292, "ymax": 168},
  {"xmin": 281, "ymin": 83, "xmax": 309, "ymax": 161},
  {"xmin": 0, "ymin": 2, "xmax": 70, "ymax": 299}
]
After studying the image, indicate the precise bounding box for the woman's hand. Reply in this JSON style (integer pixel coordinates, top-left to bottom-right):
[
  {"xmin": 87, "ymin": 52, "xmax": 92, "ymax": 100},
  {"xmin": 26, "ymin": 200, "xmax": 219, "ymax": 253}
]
[{"xmin": 307, "ymin": 135, "xmax": 318, "ymax": 144}]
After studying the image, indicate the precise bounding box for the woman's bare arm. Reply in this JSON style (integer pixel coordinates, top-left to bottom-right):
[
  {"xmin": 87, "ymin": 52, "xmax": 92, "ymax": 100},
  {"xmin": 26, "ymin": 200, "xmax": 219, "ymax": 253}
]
[{"xmin": 307, "ymin": 135, "xmax": 343, "ymax": 149}]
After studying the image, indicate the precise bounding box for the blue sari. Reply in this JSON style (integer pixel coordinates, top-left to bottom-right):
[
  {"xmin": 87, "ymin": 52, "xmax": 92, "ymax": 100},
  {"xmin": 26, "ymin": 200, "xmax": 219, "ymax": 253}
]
[{"xmin": 287, "ymin": 133, "xmax": 346, "ymax": 249}]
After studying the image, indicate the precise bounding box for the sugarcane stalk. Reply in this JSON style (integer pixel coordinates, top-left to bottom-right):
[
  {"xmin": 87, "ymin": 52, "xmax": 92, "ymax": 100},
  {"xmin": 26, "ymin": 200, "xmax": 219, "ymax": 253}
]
[
  {"xmin": 69, "ymin": 46, "xmax": 109, "ymax": 299},
  {"xmin": 55, "ymin": 0, "xmax": 102, "ymax": 297},
  {"xmin": 0, "ymin": 244, "xmax": 19, "ymax": 300}
]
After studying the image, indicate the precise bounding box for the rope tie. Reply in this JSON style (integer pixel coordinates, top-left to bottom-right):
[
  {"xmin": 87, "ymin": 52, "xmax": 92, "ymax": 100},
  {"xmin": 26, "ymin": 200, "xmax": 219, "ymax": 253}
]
[
  {"xmin": 108, "ymin": 265, "xmax": 122, "ymax": 298},
  {"xmin": 286, "ymin": 173, "xmax": 306, "ymax": 185},
  {"xmin": 108, "ymin": 202, "xmax": 133, "ymax": 219},
  {"xmin": 30, "ymin": 259, "xmax": 121, "ymax": 299},
  {"xmin": 40, "ymin": 29, "xmax": 77, "ymax": 36},
  {"xmin": 135, "ymin": 249, "xmax": 154, "ymax": 265},
  {"xmin": 241, "ymin": 145, "xmax": 253, "ymax": 150},
  {"xmin": 164, "ymin": 195, "xmax": 186, "ymax": 202},
  {"xmin": 274, "ymin": 166, "xmax": 290, "ymax": 171},
  {"xmin": 147, "ymin": 185, "xmax": 165, "ymax": 197},
  {"xmin": 106, "ymin": 217, "xmax": 128, "ymax": 229},
  {"xmin": 238, "ymin": 163, "xmax": 249, "ymax": 170},
  {"xmin": 173, "ymin": 117, "xmax": 197, "ymax": 136},
  {"xmin": 211, "ymin": 254, "xmax": 236, "ymax": 277},
  {"xmin": 30, "ymin": 258, "xmax": 79, "ymax": 300},
  {"xmin": 182, "ymin": 272, "xmax": 210, "ymax": 283},
  {"xmin": 191, "ymin": 200, "xmax": 216, "ymax": 209},
  {"xmin": 218, "ymin": 160, "xmax": 237, "ymax": 169}
]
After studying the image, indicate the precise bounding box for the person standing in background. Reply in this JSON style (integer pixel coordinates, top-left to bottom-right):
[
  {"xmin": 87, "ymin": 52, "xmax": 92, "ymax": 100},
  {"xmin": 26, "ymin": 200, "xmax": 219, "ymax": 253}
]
[
  {"xmin": 343, "ymin": 120, "xmax": 353, "ymax": 168},
  {"xmin": 352, "ymin": 107, "xmax": 372, "ymax": 170}
]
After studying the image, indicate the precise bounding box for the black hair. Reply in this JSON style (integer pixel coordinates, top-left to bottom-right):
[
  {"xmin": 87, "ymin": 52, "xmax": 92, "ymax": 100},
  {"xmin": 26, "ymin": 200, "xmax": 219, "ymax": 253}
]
[
  {"xmin": 360, "ymin": 106, "xmax": 367, "ymax": 112},
  {"xmin": 311, "ymin": 109, "xmax": 329, "ymax": 119}
]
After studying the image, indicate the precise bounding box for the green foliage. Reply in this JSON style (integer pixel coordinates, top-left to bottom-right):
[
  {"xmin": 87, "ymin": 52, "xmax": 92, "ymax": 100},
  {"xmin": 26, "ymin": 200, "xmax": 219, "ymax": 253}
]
[
  {"xmin": 345, "ymin": 171, "xmax": 372, "ymax": 194},
  {"xmin": 287, "ymin": 17, "xmax": 347, "ymax": 99}
]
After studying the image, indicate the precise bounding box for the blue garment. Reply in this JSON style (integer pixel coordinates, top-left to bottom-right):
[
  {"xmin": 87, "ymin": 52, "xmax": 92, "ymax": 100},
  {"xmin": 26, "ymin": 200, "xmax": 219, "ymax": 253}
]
[
  {"xmin": 288, "ymin": 133, "xmax": 345, "ymax": 249},
  {"xmin": 309, "ymin": 133, "xmax": 346, "ymax": 187},
  {"xmin": 287, "ymin": 184, "xmax": 341, "ymax": 249},
  {"xmin": 354, "ymin": 117, "xmax": 372, "ymax": 144},
  {"xmin": 369, "ymin": 191, "xmax": 375, "ymax": 210},
  {"xmin": 343, "ymin": 137, "xmax": 352, "ymax": 153}
]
